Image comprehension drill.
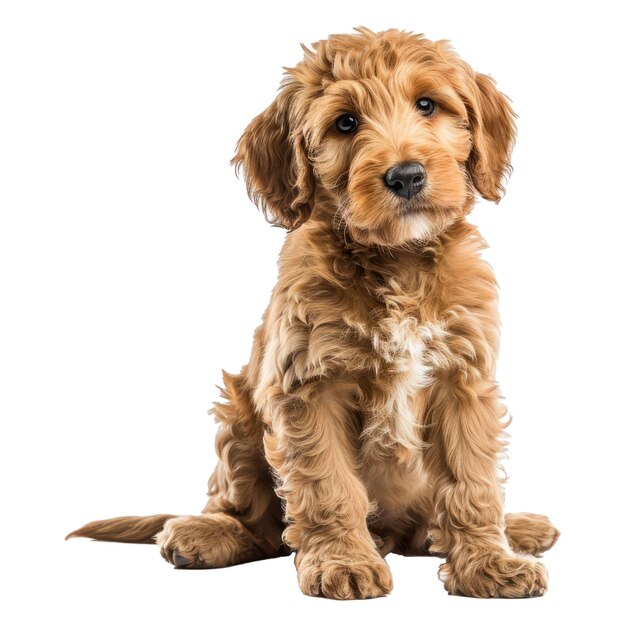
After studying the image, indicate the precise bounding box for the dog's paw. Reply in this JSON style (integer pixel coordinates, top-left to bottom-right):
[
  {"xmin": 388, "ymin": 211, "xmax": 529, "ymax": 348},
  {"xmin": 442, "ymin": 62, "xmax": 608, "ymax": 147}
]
[
  {"xmin": 441, "ymin": 552, "xmax": 548, "ymax": 598},
  {"xmin": 155, "ymin": 513, "xmax": 260, "ymax": 569},
  {"xmin": 296, "ymin": 549, "xmax": 393, "ymax": 600},
  {"xmin": 505, "ymin": 512, "xmax": 560, "ymax": 556}
]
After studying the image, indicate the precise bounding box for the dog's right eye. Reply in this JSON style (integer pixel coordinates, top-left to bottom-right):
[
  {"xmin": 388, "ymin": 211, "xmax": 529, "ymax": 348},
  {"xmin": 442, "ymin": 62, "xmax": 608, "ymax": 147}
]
[{"xmin": 335, "ymin": 114, "xmax": 359, "ymax": 134}]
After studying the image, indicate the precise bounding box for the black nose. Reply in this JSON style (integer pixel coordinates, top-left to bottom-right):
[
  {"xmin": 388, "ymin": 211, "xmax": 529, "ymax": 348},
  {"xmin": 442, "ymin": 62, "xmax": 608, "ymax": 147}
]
[{"xmin": 384, "ymin": 162, "xmax": 426, "ymax": 199}]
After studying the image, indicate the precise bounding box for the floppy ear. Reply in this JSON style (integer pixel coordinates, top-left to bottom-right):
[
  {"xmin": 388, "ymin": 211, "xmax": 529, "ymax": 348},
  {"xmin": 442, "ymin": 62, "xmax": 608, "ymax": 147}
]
[
  {"xmin": 466, "ymin": 72, "xmax": 517, "ymax": 202},
  {"xmin": 231, "ymin": 81, "xmax": 315, "ymax": 230}
]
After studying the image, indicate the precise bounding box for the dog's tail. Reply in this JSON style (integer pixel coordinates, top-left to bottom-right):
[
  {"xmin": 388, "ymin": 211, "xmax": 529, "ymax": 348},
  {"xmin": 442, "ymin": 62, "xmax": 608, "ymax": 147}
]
[{"xmin": 65, "ymin": 514, "xmax": 177, "ymax": 544}]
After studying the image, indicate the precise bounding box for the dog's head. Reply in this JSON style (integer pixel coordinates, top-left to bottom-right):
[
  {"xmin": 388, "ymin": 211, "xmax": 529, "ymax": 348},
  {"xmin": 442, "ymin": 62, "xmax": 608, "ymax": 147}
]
[{"xmin": 233, "ymin": 28, "xmax": 516, "ymax": 246}]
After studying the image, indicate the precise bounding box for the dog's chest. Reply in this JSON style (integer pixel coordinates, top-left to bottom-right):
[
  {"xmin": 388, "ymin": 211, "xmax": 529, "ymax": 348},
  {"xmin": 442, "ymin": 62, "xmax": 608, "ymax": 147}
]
[
  {"xmin": 360, "ymin": 314, "xmax": 437, "ymax": 462},
  {"xmin": 371, "ymin": 315, "xmax": 432, "ymax": 391}
]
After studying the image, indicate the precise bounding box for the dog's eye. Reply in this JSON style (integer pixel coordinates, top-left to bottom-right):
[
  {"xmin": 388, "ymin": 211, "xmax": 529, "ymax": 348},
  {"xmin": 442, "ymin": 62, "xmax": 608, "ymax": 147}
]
[
  {"xmin": 335, "ymin": 114, "xmax": 359, "ymax": 134},
  {"xmin": 416, "ymin": 98, "xmax": 436, "ymax": 117}
]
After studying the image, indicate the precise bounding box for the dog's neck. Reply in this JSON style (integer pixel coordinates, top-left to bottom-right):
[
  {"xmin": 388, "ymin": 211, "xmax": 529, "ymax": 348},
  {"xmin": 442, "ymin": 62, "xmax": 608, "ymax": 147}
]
[{"xmin": 285, "ymin": 210, "xmax": 477, "ymax": 319}]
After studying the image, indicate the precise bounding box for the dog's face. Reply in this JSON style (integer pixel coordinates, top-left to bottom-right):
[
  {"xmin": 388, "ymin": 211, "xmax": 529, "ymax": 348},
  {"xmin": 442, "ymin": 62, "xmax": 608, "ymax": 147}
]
[{"xmin": 233, "ymin": 28, "xmax": 516, "ymax": 246}]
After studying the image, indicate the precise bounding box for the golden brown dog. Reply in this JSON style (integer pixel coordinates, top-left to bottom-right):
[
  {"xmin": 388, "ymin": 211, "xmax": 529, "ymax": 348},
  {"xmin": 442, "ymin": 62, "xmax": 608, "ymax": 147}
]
[{"xmin": 67, "ymin": 27, "xmax": 559, "ymax": 599}]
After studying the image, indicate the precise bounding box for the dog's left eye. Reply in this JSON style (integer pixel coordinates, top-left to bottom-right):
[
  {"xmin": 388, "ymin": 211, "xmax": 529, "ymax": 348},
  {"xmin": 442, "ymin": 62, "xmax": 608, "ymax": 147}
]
[
  {"xmin": 335, "ymin": 114, "xmax": 359, "ymax": 134},
  {"xmin": 416, "ymin": 98, "xmax": 436, "ymax": 117}
]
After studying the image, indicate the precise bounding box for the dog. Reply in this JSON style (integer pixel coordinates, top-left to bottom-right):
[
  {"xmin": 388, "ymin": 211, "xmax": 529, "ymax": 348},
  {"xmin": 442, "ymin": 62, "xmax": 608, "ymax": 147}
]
[{"xmin": 67, "ymin": 27, "xmax": 559, "ymax": 599}]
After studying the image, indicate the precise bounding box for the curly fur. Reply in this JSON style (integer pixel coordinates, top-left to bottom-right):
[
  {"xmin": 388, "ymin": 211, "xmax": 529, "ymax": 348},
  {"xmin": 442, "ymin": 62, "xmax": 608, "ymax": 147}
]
[{"xmin": 67, "ymin": 27, "xmax": 559, "ymax": 599}]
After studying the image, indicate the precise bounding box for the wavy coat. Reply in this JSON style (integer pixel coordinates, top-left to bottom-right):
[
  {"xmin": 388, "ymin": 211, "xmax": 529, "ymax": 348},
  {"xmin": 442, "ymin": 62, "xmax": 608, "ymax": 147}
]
[{"xmin": 68, "ymin": 28, "xmax": 559, "ymax": 599}]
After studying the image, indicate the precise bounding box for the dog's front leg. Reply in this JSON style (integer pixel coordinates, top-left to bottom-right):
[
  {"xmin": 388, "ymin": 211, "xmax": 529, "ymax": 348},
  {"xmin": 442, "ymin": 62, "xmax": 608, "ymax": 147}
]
[
  {"xmin": 264, "ymin": 380, "xmax": 392, "ymax": 600},
  {"xmin": 424, "ymin": 376, "xmax": 548, "ymax": 598}
]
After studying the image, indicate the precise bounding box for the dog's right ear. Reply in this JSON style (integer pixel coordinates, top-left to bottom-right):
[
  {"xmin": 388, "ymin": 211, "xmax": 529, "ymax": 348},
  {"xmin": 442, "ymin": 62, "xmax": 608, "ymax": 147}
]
[{"xmin": 231, "ymin": 81, "xmax": 315, "ymax": 230}]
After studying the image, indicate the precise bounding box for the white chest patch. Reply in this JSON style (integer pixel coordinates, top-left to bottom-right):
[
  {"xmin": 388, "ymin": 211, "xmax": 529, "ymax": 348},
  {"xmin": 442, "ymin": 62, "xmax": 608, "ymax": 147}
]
[{"xmin": 365, "ymin": 317, "xmax": 445, "ymax": 456}]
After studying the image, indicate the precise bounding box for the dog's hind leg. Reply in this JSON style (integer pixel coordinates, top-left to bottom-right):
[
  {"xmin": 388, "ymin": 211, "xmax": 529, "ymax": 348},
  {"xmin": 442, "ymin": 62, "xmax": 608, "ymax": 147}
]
[
  {"xmin": 156, "ymin": 366, "xmax": 288, "ymax": 569},
  {"xmin": 389, "ymin": 512, "xmax": 560, "ymax": 559},
  {"xmin": 504, "ymin": 512, "xmax": 560, "ymax": 556}
]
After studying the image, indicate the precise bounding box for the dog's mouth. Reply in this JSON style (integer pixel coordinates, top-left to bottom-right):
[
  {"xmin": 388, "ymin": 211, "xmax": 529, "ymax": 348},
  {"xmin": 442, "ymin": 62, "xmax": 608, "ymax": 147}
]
[
  {"xmin": 382, "ymin": 181, "xmax": 435, "ymax": 216},
  {"xmin": 397, "ymin": 197, "xmax": 434, "ymax": 216}
]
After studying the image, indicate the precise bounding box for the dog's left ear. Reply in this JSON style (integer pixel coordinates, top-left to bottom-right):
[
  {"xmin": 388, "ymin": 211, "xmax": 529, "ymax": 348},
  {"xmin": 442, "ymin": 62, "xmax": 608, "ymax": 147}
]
[
  {"xmin": 231, "ymin": 82, "xmax": 315, "ymax": 230},
  {"xmin": 466, "ymin": 72, "xmax": 517, "ymax": 202}
]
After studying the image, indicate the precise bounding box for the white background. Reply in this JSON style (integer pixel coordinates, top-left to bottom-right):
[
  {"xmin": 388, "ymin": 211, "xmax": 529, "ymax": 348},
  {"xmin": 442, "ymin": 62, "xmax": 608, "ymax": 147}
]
[{"xmin": 1, "ymin": 0, "xmax": 624, "ymax": 624}]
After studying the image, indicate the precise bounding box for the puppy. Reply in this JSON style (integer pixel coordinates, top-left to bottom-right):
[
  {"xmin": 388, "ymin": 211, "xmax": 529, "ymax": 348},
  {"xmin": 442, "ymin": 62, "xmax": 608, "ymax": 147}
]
[{"xmin": 67, "ymin": 27, "xmax": 559, "ymax": 599}]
